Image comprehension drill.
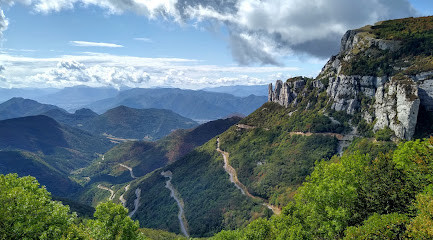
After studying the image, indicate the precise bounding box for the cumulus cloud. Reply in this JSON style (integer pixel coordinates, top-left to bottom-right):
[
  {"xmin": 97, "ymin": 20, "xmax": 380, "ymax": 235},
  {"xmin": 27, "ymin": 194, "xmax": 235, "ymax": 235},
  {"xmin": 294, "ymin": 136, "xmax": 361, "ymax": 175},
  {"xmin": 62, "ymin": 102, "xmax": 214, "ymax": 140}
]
[
  {"xmin": 0, "ymin": 52, "xmax": 299, "ymax": 88},
  {"xmin": 188, "ymin": 0, "xmax": 417, "ymax": 61},
  {"xmin": 30, "ymin": 59, "xmax": 151, "ymax": 89},
  {"xmin": 0, "ymin": 0, "xmax": 418, "ymax": 65}
]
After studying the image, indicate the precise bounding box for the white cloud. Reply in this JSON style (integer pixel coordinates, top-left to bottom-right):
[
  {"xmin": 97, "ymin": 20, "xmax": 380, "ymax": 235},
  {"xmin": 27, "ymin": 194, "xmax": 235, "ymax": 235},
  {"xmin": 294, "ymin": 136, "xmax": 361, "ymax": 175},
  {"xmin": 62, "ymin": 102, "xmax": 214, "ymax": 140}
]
[
  {"xmin": 70, "ymin": 41, "xmax": 124, "ymax": 48},
  {"xmin": 0, "ymin": 52, "xmax": 299, "ymax": 89},
  {"xmin": 187, "ymin": 0, "xmax": 417, "ymax": 62},
  {"xmin": 0, "ymin": 9, "xmax": 8, "ymax": 38},
  {"xmin": 134, "ymin": 37, "xmax": 153, "ymax": 43},
  {"xmin": 0, "ymin": 0, "xmax": 418, "ymax": 66}
]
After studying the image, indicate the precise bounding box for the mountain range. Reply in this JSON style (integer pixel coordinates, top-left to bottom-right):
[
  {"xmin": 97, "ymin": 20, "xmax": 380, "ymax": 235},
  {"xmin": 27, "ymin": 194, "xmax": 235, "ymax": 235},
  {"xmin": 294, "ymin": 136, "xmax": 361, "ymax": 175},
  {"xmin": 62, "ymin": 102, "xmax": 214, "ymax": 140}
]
[
  {"xmin": 74, "ymin": 16, "xmax": 433, "ymax": 237},
  {"xmin": 0, "ymin": 98, "xmax": 199, "ymax": 141},
  {"xmin": 2, "ymin": 15, "xmax": 433, "ymax": 240},
  {"xmin": 85, "ymin": 88, "xmax": 267, "ymax": 120},
  {"xmin": 202, "ymin": 85, "xmax": 268, "ymax": 97},
  {"xmin": 0, "ymin": 86, "xmax": 268, "ymax": 121}
]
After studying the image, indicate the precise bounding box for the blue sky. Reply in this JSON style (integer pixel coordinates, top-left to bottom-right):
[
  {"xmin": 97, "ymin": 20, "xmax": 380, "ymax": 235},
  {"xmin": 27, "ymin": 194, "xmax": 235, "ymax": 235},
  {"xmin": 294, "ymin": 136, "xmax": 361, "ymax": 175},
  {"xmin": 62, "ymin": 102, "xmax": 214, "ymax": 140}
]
[{"xmin": 0, "ymin": 0, "xmax": 431, "ymax": 89}]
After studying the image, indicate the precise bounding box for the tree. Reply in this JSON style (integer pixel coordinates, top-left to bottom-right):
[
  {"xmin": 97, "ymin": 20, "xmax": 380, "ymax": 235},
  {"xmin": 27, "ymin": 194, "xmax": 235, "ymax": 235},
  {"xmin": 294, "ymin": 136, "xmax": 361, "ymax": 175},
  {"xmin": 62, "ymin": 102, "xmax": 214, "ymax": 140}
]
[
  {"xmin": 0, "ymin": 174, "xmax": 75, "ymax": 239},
  {"xmin": 86, "ymin": 202, "xmax": 142, "ymax": 240},
  {"xmin": 344, "ymin": 213, "xmax": 409, "ymax": 239},
  {"xmin": 406, "ymin": 188, "xmax": 433, "ymax": 239},
  {"xmin": 294, "ymin": 153, "xmax": 369, "ymax": 239}
]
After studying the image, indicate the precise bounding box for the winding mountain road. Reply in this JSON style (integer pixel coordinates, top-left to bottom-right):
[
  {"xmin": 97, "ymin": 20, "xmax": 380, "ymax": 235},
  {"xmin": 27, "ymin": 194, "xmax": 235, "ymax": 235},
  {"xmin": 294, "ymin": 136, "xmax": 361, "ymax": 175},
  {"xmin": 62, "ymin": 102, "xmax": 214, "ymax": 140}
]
[
  {"xmin": 97, "ymin": 184, "xmax": 115, "ymax": 200},
  {"xmin": 96, "ymin": 158, "xmax": 140, "ymax": 216},
  {"xmin": 161, "ymin": 171, "xmax": 189, "ymax": 238},
  {"xmin": 217, "ymin": 138, "xmax": 281, "ymax": 215},
  {"xmin": 128, "ymin": 188, "xmax": 141, "ymax": 218},
  {"xmin": 119, "ymin": 163, "xmax": 137, "ymax": 179},
  {"xmin": 117, "ymin": 164, "xmax": 141, "ymax": 217},
  {"xmin": 119, "ymin": 184, "xmax": 130, "ymax": 207}
]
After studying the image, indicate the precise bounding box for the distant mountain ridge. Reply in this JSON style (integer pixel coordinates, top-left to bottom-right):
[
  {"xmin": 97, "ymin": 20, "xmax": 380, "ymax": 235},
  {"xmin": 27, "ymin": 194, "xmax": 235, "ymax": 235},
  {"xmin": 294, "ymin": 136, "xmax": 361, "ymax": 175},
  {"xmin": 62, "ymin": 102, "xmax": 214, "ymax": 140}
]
[
  {"xmin": 80, "ymin": 105, "xmax": 198, "ymax": 141},
  {"xmin": 35, "ymin": 85, "xmax": 119, "ymax": 111},
  {"xmin": 0, "ymin": 97, "xmax": 64, "ymax": 120},
  {"xmin": 85, "ymin": 88, "xmax": 267, "ymax": 120},
  {"xmin": 0, "ymin": 98, "xmax": 199, "ymax": 141},
  {"xmin": 203, "ymin": 84, "xmax": 268, "ymax": 97},
  {"xmin": 42, "ymin": 108, "xmax": 99, "ymax": 128}
]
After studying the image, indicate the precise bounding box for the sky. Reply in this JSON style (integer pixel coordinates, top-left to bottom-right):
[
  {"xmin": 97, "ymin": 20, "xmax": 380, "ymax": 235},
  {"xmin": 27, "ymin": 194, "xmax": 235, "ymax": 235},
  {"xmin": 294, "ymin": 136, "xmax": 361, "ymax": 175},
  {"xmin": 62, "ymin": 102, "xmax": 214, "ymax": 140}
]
[{"xmin": 0, "ymin": 0, "xmax": 431, "ymax": 89}]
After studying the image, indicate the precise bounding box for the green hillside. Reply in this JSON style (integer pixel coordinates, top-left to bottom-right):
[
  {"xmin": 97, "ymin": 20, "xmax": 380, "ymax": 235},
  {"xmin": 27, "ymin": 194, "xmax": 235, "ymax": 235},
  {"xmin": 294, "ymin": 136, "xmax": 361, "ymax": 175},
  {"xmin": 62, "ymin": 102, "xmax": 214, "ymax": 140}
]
[
  {"xmin": 74, "ymin": 117, "xmax": 242, "ymax": 206},
  {"xmin": 118, "ymin": 16, "xmax": 433, "ymax": 238},
  {"xmin": 0, "ymin": 151, "xmax": 80, "ymax": 197},
  {"xmin": 0, "ymin": 115, "xmax": 113, "ymax": 197},
  {"xmin": 125, "ymin": 98, "xmax": 338, "ymax": 237},
  {"xmin": 212, "ymin": 137, "xmax": 433, "ymax": 239}
]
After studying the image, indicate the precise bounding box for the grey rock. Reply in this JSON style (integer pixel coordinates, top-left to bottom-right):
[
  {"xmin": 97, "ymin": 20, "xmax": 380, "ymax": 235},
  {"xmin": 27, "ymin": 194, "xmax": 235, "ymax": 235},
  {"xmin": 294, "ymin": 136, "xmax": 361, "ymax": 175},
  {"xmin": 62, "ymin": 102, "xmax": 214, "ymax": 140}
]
[
  {"xmin": 267, "ymin": 28, "xmax": 424, "ymax": 140},
  {"xmin": 373, "ymin": 80, "xmax": 419, "ymax": 140},
  {"xmin": 268, "ymin": 79, "xmax": 308, "ymax": 107}
]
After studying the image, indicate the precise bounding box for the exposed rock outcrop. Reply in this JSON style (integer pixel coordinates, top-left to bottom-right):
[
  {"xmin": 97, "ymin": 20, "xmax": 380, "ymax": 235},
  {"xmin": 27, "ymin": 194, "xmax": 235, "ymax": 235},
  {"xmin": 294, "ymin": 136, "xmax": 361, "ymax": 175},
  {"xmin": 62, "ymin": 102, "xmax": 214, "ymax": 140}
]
[
  {"xmin": 373, "ymin": 79, "xmax": 420, "ymax": 139},
  {"xmin": 268, "ymin": 18, "xmax": 433, "ymax": 140},
  {"xmin": 268, "ymin": 78, "xmax": 308, "ymax": 108}
]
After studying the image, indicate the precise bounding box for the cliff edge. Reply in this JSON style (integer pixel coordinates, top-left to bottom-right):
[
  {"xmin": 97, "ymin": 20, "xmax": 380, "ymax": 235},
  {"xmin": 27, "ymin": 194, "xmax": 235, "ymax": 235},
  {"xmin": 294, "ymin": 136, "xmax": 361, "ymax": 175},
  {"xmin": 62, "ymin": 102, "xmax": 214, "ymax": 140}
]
[{"xmin": 269, "ymin": 16, "xmax": 433, "ymax": 140}]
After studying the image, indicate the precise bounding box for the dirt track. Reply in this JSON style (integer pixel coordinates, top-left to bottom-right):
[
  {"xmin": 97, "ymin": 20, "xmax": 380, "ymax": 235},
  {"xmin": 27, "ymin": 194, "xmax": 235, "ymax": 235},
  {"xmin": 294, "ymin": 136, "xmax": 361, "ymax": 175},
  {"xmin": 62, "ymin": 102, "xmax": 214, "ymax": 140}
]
[{"xmin": 216, "ymin": 138, "xmax": 281, "ymax": 215}]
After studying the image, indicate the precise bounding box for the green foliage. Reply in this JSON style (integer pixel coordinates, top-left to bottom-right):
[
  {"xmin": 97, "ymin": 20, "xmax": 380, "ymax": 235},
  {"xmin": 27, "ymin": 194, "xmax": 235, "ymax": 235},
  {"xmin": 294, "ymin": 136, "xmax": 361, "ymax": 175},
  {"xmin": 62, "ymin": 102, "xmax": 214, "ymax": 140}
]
[
  {"xmin": 393, "ymin": 137, "xmax": 433, "ymax": 187},
  {"xmin": 344, "ymin": 213, "xmax": 409, "ymax": 239},
  {"xmin": 340, "ymin": 16, "xmax": 433, "ymax": 77},
  {"xmin": 374, "ymin": 127, "xmax": 394, "ymax": 141},
  {"xmin": 53, "ymin": 197, "xmax": 95, "ymax": 218},
  {"xmin": 221, "ymin": 128, "xmax": 337, "ymax": 203},
  {"xmin": 0, "ymin": 150, "xmax": 82, "ymax": 197},
  {"xmin": 86, "ymin": 202, "xmax": 140, "ymax": 240},
  {"xmin": 406, "ymin": 189, "xmax": 433, "ymax": 239},
  {"xmin": 242, "ymin": 218, "xmax": 272, "ymax": 240},
  {"xmin": 0, "ymin": 115, "xmax": 114, "ymax": 197},
  {"xmin": 0, "ymin": 174, "xmax": 75, "ymax": 239},
  {"xmin": 244, "ymin": 102, "xmax": 343, "ymax": 134},
  {"xmin": 356, "ymin": 118, "xmax": 374, "ymax": 137},
  {"xmin": 212, "ymin": 138, "xmax": 433, "ymax": 239},
  {"xmin": 295, "ymin": 153, "xmax": 368, "ymax": 239},
  {"xmin": 344, "ymin": 138, "xmax": 396, "ymax": 159},
  {"xmin": 0, "ymin": 174, "xmax": 149, "ymax": 240},
  {"xmin": 139, "ymin": 228, "xmax": 187, "ymax": 240}
]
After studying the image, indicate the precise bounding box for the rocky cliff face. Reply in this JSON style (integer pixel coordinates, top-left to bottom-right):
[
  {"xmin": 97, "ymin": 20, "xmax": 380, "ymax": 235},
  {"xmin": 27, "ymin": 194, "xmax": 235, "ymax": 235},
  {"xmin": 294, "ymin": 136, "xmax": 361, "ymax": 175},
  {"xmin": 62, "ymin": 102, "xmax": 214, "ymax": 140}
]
[
  {"xmin": 268, "ymin": 78, "xmax": 309, "ymax": 107},
  {"xmin": 269, "ymin": 17, "xmax": 433, "ymax": 140}
]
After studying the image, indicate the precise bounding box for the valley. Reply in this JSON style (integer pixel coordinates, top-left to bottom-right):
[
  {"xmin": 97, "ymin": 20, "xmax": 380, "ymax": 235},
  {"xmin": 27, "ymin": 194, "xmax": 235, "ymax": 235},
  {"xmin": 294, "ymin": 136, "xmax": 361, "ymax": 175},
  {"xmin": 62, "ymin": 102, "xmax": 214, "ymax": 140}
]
[{"xmin": 2, "ymin": 13, "xmax": 433, "ymax": 240}]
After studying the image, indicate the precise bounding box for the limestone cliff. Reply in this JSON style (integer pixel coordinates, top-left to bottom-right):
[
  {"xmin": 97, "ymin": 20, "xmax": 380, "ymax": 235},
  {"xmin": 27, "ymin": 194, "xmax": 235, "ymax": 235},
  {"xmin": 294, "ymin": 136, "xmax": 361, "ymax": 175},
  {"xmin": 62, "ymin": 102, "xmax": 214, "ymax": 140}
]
[{"xmin": 269, "ymin": 16, "xmax": 433, "ymax": 140}]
